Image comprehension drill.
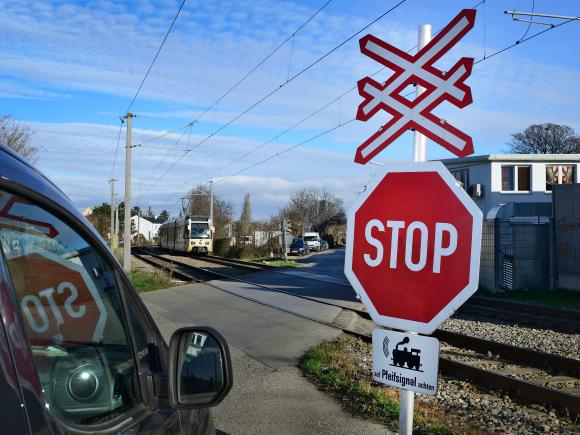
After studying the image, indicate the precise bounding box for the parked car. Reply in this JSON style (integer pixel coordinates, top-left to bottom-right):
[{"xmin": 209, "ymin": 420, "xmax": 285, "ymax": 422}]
[
  {"xmin": 0, "ymin": 143, "xmax": 232, "ymax": 434},
  {"xmin": 320, "ymin": 240, "xmax": 329, "ymax": 251},
  {"xmin": 289, "ymin": 238, "xmax": 309, "ymax": 256}
]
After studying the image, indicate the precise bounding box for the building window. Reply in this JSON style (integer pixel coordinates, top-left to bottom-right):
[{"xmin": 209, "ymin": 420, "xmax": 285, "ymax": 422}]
[
  {"xmin": 501, "ymin": 165, "xmax": 530, "ymax": 192},
  {"xmin": 450, "ymin": 169, "xmax": 469, "ymax": 191},
  {"xmin": 501, "ymin": 167, "xmax": 514, "ymax": 191},
  {"xmin": 546, "ymin": 164, "xmax": 576, "ymax": 191}
]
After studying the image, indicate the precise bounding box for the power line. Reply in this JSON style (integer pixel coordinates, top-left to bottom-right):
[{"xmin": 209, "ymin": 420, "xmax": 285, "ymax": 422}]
[
  {"xmin": 215, "ymin": 119, "xmax": 355, "ymax": 185},
  {"xmin": 474, "ymin": 11, "xmax": 580, "ymax": 64},
  {"xmin": 126, "ymin": 0, "xmax": 187, "ymax": 113},
  {"xmin": 214, "ymin": 11, "xmax": 578, "ymax": 183},
  {"xmin": 139, "ymin": 126, "xmax": 194, "ymax": 199},
  {"xmin": 139, "ymin": 0, "xmax": 407, "ymax": 198},
  {"xmin": 517, "ymin": 0, "xmax": 535, "ymax": 42},
  {"xmin": 133, "ymin": 122, "xmax": 194, "ymax": 148},
  {"xmin": 188, "ymin": 2, "xmax": 507, "ymax": 186},
  {"xmin": 185, "ymin": 0, "xmax": 407, "ymax": 155},
  {"xmin": 139, "ymin": 124, "xmax": 192, "ymax": 195},
  {"xmin": 190, "ymin": 0, "xmax": 334, "ymax": 128},
  {"xmin": 109, "ymin": 120, "xmax": 124, "ymax": 180}
]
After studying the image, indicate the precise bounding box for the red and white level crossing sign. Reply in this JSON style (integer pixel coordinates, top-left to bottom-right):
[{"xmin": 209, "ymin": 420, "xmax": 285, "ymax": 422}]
[
  {"xmin": 344, "ymin": 162, "xmax": 482, "ymax": 334},
  {"xmin": 355, "ymin": 9, "xmax": 476, "ymax": 164},
  {"xmin": 9, "ymin": 251, "xmax": 108, "ymax": 344}
]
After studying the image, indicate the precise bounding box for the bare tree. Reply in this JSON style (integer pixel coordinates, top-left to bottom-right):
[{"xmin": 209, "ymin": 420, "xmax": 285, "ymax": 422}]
[
  {"xmin": 308, "ymin": 190, "xmax": 345, "ymax": 236},
  {"xmin": 279, "ymin": 188, "xmax": 345, "ymax": 237},
  {"xmin": 186, "ymin": 184, "xmax": 233, "ymax": 238},
  {"xmin": 508, "ymin": 123, "xmax": 580, "ymax": 154},
  {"xmin": 280, "ymin": 188, "xmax": 314, "ymax": 236},
  {"xmin": 0, "ymin": 114, "xmax": 38, "ymax": 162}
]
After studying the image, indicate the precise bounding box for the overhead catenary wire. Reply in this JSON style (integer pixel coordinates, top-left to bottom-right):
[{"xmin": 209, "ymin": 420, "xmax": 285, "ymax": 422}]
[
  {"xmin": 139, "ymin": 124, "xmax": 192, "ymax": 197},
  {"xmin": 213, "ymin": 11, "xmax": 579, "ymax": 185},
  {"xmin": 191, "ymin": 0, "xmax": 334, "ymax": 127},
  {"xmin": 126, "ymin": 0, "xmax": 187, "ymax": 114},
  {"xmin": 516, "ymin": 0, "xmax": 535, "ymax": 42},
  {"xmin": 474, "ymin": 11, "xmax": 580, "ymax": 64},
  {"xmin": 184, "ymin": 0, "xmax": 407, "ymax": 155},
  {"xmin": 188, "ymin": 1, "xmax": 512, "ymax": 186},
  {"xmin": 109, "ymin": 120, "xmax": 124, "ymax": 180},
  {"xmin": 133, "ymin": 122, "xmax": 194, "ymax": 148},
  {"xmin": 141, "ymin": 0, "xmax": 407, "ymax": 197},
  {"xmin": 216, "ymin": 119, "xmax": 356, "ymax": 185}
]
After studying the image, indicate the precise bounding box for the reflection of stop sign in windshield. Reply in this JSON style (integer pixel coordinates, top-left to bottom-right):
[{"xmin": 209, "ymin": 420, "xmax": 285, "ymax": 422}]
[
  {"xmin": 8, "ymin": 252, "xmax": 107, "ymax": 344},
  {"xmin": 345, "ymin": 162, "xmax": 482, "ymax": 334}
]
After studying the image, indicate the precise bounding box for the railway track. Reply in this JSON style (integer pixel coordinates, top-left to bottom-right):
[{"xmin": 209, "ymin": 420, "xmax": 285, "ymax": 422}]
[
  {"xmin": 202, "ymin": 253, "xmax": 580, "ymax": 334},
  {"xmin": 133, "ymin": 248, "xmax": 580, "ymax": 417}
]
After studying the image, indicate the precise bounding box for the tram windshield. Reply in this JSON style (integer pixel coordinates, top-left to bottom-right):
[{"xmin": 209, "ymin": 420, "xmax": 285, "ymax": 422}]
[{"xmin": 190, "ymin": 222, "xmax": 210, "ymax": 238}]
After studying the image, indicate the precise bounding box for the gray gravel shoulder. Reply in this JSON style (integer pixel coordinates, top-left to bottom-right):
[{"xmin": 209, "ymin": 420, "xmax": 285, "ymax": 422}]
[
  {"xmin": 441, "ymin": 315, "xmax": 580, "ymax": 360},
  {"xmin": 350, "ymin": 339, "xmax": 574, "ymax": 434}
]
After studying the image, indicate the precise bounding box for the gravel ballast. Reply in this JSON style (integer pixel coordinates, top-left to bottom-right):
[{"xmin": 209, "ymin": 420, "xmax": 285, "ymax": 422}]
[
  {"xmin": 322, "ymin": 338, "xmax": 578, "ymax": 434},
  {"xmin": 441, "ymin": 314, "xmax": 580, "ymax": 360}
]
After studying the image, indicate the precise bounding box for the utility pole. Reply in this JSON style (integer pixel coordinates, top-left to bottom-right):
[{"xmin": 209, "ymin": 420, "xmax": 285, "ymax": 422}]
[
  {"xmin": 281, "ymin": 219, "xmax": 288, "ymax": 261},
  {"xmin": 109, "ymin": 178, "xmax": 116, "ymax": 250},
  {"xmin": 123, "ymin": 112, "xmax": 134, "ymax": 273},
  {"xmin": 209, "ymin": 180, "xmax": 214, "ymax": 223},
  {"xmin": 114, "ymin": 194, "xmax": 119, "ymax": 251}
]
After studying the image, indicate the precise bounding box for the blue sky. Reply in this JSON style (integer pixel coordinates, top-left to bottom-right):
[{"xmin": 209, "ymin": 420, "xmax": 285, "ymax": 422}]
[{"xmin": 0, "ymin": 0, "xmax": 578, "ymax": 218}]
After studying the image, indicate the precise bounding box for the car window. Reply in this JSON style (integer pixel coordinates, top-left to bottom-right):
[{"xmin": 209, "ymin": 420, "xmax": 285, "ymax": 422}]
[{"xmin": 0, "ymin": 190, "xmax": 140, "ymax": 426}]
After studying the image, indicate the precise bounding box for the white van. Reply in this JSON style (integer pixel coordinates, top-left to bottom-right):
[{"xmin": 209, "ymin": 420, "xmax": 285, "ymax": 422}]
[{"xmin": 303, "ymin": 232, "xmax": 321, "ymax": 251}]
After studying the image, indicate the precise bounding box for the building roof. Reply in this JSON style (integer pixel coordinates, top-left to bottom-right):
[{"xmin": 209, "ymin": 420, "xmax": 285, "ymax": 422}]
[{"xmin": 440, "ymin": 154, "xmax": 580, "ymax": 165}]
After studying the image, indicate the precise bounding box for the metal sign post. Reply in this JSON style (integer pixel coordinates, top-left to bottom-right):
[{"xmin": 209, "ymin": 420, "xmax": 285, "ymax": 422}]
[
  {"xmin": 399, "ymin": 22, "xmax": 432, "ymax": 435},
  {"xmin": 347, "ymin": 9, "xmax": 481, "ymax": 435}
]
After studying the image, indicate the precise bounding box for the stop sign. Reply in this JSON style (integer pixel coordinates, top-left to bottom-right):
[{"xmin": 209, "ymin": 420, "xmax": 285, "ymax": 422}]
[
  {"xmin": 9, "ymin": 251, "xmax": 108, "ymax": 344},
  {"xmin": 345, "ymin": 162, "xmax": 482, "ymax": 334}
]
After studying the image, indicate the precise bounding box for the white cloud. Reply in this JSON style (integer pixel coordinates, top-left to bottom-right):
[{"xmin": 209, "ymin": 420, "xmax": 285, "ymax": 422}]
[{"xmin": 28, "ymin": 120, "xmax": 374, "ymax": 218}]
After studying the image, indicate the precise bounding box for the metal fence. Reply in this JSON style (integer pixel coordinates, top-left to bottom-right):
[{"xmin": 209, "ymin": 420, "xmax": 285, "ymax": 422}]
[{"xmin": 479, "ymin": 218, "xmax": 555, "ymax": 292}]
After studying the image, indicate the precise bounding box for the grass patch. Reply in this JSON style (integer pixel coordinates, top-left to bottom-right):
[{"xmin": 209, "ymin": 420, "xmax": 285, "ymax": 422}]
[
  {"xmin": 242, "ymin": 257, "xmax": 300, "ymax": 268},
  {"xmin": 129, "ymin": 269, "xmax": 174, "ymax": 293},
  {"xmin": 477, "ymin": 288, "xmax": 580, "ymax": 310},
  {"xmin": 300, "ymin": 338, "xmax": 451, "ymax": 434}
]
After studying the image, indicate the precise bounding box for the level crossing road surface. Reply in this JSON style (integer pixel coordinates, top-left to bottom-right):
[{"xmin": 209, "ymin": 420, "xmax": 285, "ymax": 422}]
[
  {"xmin": 141, "ymin": 250, "xmax": 387, "ymax": 434},
  {"xmin": 294, "ymin": 248, "xmax": 348, "ymax": 278}
]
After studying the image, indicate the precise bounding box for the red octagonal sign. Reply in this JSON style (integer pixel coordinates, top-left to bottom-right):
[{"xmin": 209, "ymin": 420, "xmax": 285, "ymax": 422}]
[{"xmin": 345, "ymin": 162, "xmax": 482, "ymax": 334}]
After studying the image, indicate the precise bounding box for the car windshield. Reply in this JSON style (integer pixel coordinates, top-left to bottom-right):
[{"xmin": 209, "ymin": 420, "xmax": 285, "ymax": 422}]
[
  {"xmin": 303, "ymin": 236, "xmax": 317, "ymax": 241},
  {"xmin": 190, "ymin": 222, "xmax": 209, "ymax": 238},
  {"xmin": 291, "ymin": 240, "xmax": 304, "ymax": 247}
]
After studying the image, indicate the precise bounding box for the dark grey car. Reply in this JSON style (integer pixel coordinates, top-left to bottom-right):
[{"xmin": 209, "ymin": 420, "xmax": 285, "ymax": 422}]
[
  {"xmin": 0, "ymin": 143, "xmax": 232, "ymax": 434},
  {"xmin": 289, "ymin": 238, "xmax": 309, "ymax": 256}
]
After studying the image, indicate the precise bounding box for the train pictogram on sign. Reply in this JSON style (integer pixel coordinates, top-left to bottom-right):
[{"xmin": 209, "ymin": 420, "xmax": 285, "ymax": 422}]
[{"xmin": 354, "ymin": 9, "xmax": 476, "ymax": 164}]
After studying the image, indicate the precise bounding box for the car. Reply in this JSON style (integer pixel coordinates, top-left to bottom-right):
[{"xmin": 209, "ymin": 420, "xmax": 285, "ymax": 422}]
[
  {"xmin": 320, "ymin": 240, "xmax": 329, "ymax": 251},
  {"xmin": 0, "ymin": 143, "xmax": 232, "ymax": 434},
  {"xmin": 289, "ymin": 238, "xmax": 309, "ymax": 256}
]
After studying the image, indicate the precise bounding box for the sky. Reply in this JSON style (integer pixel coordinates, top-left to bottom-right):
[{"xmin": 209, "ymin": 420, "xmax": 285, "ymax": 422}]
[{"xmin": 0, "ymin": 0, "xmax": 578, "ymax": 219}]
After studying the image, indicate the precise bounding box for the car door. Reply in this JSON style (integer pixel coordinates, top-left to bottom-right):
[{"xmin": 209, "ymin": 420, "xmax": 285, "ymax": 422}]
[{"xmin": 0, "ymin": 187, "xmax": 210, "ymax": 434}]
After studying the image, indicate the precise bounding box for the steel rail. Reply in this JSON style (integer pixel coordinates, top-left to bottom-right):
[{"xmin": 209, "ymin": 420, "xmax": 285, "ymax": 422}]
[{"xmin": 205, "ymin": 253, "xmax": 580, "ymax": 333}]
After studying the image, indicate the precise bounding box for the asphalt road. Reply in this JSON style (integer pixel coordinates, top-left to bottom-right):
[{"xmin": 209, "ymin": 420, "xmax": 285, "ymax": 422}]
[{"xmin": 141, "ymin": 249, "xmax": 386, "ymax": 434}]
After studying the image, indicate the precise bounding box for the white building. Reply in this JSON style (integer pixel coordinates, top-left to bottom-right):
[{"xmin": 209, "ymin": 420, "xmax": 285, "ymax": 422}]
[
  {"xmin": 131, "ymin": 215, "xmax": 165, "ymax": 242},
  {"xmin": 441, "ymin": 154, "xmax": 580, "ymax": 217}
]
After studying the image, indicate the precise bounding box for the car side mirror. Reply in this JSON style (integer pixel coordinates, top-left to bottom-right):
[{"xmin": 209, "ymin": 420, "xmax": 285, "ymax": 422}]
[{"xmin": 168, "ymin": 326, "xmax": 233, "ymax": 409}]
